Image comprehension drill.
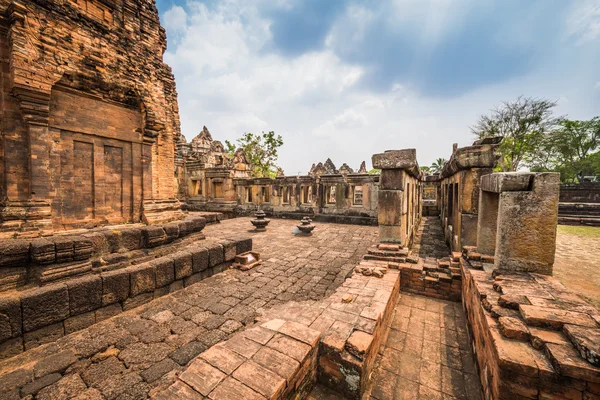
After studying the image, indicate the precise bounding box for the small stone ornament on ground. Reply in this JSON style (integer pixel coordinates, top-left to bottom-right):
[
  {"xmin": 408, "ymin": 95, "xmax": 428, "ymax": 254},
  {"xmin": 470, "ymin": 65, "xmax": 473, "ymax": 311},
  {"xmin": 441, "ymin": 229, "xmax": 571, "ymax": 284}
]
[
  {"xmin": 296, "ymin": 216, "xmax": 316, "ymax": 235},
  {"xmin": 231, "ymin": 251, "xmax": 262, "ymax": 271},
  {"xmin": 250, "ymin": 210, "xmax": 270, "ymax": 232}
]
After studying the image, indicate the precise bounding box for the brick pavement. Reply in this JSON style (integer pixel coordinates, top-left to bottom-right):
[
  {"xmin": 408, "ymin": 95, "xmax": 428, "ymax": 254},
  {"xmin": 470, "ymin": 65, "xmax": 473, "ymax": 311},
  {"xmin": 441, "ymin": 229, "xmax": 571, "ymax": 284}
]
[
  {"xmin": 553, "ymin": 227, "xmax": 600, "ymax": 308},
  {"xmin": 0, "ymin": 218, "xmax": 378, "ymax": 399},
  {"xmin": 364, "ymin": 292, "xmax": 482, "ymax": 400}
]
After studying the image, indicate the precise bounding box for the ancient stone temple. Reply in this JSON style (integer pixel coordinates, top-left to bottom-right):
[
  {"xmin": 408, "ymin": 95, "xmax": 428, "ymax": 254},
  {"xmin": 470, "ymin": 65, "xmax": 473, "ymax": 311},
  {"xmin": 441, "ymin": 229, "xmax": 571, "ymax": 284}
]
[
  {"xmin": 175, "ymin": 130, "xmax": 379, "ymax": 224},
  {"xmin": 0, "ymin": 0, "xmax": 184, "ymax": 238}
]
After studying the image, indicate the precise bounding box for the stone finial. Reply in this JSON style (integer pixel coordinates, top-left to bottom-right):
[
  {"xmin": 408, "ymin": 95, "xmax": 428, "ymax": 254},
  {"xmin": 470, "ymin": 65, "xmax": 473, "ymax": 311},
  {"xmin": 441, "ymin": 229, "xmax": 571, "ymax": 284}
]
[
  {"xmin": 452, "ymin": 143, "xmax": 458, "ymax": 153},
  {"xmin": 338, "ymin": 163, "xmax": 354, "ymax": 175},
  {"xmin": 324, "ymin": 158, "xmax": 337, "ymax": 174},
  {"xmin": 358, "ymin": 161, "xmax": 367, "ymax": 174}
]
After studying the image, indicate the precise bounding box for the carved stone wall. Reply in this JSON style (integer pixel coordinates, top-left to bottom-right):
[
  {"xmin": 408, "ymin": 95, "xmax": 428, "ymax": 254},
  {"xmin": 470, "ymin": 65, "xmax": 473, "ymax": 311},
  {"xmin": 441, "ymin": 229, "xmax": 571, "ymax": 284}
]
[{"xmin": 0, "ymin": 0, "xmax": 183, "ymax": 237}]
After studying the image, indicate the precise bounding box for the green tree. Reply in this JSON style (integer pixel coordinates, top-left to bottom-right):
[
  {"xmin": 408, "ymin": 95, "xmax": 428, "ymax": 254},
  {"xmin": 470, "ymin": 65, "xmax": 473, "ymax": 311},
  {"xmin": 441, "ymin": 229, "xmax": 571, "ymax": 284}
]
[
  {"xmin": 430, "ymin": 158, "xmax": 446, "ymax": 174},
  {"xmin": 471, "ymin": 96, "xmax": 560, "ymax": 171},
  {"xmin": 368, "ymin": 168, "xmax": 381, "ymax": 175},
  {"xmin": 420, "ymin": 165, "xmax": 431, "ymax": 173},
  {"xmin": 225, "ymin": 131, "xmax": 284, "ymax": 178},
  {"xmin": 530, "ymin": 117, "xmax": 600, "ymax": 182}
]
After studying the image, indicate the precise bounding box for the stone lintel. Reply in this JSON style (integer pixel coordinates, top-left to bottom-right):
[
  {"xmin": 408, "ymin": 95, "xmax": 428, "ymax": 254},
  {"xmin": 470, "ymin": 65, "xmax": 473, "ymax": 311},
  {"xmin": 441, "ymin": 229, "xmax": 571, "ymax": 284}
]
[
  {"xmin": 372, "ymin": 149, "xmax": 418, "ymax": 173},
  {"xmin": 440, "ymin": 143, "xmax": 499, "ymax": 178}
]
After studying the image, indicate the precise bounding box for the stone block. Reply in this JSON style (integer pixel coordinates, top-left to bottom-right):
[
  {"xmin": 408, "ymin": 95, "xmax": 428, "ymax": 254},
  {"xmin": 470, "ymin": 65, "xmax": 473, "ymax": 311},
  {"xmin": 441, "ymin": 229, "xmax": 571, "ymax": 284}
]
[
  {"xmin": 81, "ymin": 232, "xmax": 107, "ymax": 256},
  {"xmin": 30, "ymin": 239, "xmax": 55, "ymax": 265},
  {"xmin": 209, "ymin": 376, "xmax": 263, "ymax": 400},
  {"xmin": 95, "ymin": 304, "xmax": 123, "ymax": 322},
  {"xmin": 0, "ymin": 295, "xmax": 22, "ymax": 341},
  {"xmin": 173, "ymin": 251, "xmax": 193, "ymax": 280},
  {"xmin": 52, "ymin": 237, "xmax": 74, "ymax": 263},
  {"xmin": 372, "ymin": 149, "xmax": 417, "ymax": 170},
  {"xmin": 120, "ymin": 228, "xmax": 143, "ymax": 251},
  {"xmin": 200, "ymin": 344, "xmax": 246, "ymax": 374},
  {"xmin": 101, "ymin": 269, "xmax": 130, "ymax": 306},
  {"xmin": 519, "ymin": 305, "xmax": 597, "ymax": 330},
  {"xmin": 163, "ymin": 223, "xmax": 180, "ymax": 243},
  {"xmin": 380, "ymin": 169, "xmax": 405, "ymax": 190},
  {"xmin": 72, "ymin": 237, "xmax": 93, "ymax": 261},
  {"xmin": 378, "ymin": 225, "xmax": 404, "ymax": 245},
  {"xmin": 142, "ymin": 226, "xmax": 167, "ymax": 248},
  {"xmin": 234, "ymin": 238, "xmax": 252, "ymax": 254},
  {"xmin": 219, "ymin": 240, "xmax": 237, "ymax": 262},
  {"xmin": 179, "ymin": 359, "xmax": 226, "ymax": 396},
  {"xmin": 21, "ymin": 284, "xmax": 69, "ymax": 332},
  {"xmin": 481, "ymin": 172, "xmax": 533, "ymax": 193},
  {"xmin": 208, "ymin": 244, "xmax": 224, "ymax": 268},
  {"xmin": 130, "ymin": 264, "xmax": 156, "ymax": 296},
  {"xmin": 184, "ymin": 273, "xmax": 203, "ymax": 287},
  {"xmin": 122, "ymin": 293, "xmax": 153, "ymax": 311},
  {"xmin": 67, "ymin": 275, "xmax": 102, "ymax": 316},
  {"xmin": 0, "ymin": 336, "xmax": 23, "ymax": 360},
  {"xmin": 378, "ymin": 190, "xmax": 403, "ymax": 226},
  {"xmin": 102, "ymin": 230, "xmax": 121, "ymax": 253},
  {"xmin": 498, "ymin": 317, "xmax": 530, "ymax": 341},
  {"xmin": 0, "ymin": 239, "xmax": 30, "ymax": 267},
  {"xmin": 232, "ymin": 360, "xmax": 286, "ymax": 399},
  {"xmin": 176, "ymin": 220, "xmax": 188, "ymax": 238},
  {"xmin": 345, "ymin": 330, "xmax": 374, "ymax": 360},
  {"xmin": 184, "ymin": 216, "xmax": 206, "ymax": 233},
  {"xmin": 23, "ymin": 323, "xmax": 64, "ymax": 350},
  {"xmin": 154, "ymin": 258, "xmax": 175, "ymax": 288},
  {"xmin": 564, "ymin": 325, "xmax": 600, "ymax": 367},
  {"xmin": 190, "ymin": 246, "xmax": 209, "ymax": 273}
]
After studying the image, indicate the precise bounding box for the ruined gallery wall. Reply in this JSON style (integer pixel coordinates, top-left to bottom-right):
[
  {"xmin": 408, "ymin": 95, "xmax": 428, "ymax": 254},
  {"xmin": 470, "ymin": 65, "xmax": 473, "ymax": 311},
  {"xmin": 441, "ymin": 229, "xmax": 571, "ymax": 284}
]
[
  {"xmin": 0, "ymin": 0, "xmax": 182, "ymax": 233},
  {"xmin": 373, "ymin": 149, "xmax": 423, "ymax": 247},
  {"xmin": 437, "ymin": 141, "xmax": 499, "ymax": 252},
  {"xmin": 559, "ymin": 182, "xmax": 600, "ymax": 203},
  {"xmin": 190, "ymin": 174, "xmax": 380, "ymax": 224}
]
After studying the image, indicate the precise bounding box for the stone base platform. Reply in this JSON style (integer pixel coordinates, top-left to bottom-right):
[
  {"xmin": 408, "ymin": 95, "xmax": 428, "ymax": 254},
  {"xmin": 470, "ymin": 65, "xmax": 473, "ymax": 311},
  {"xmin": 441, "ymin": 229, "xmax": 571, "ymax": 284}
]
[
  {"xmin": 152, "ymin": 261, "xmax": 400, "ymax": 399},
  {"xmin": 461, "ymin": 252, "xmax": 600, "ymax": 400}
]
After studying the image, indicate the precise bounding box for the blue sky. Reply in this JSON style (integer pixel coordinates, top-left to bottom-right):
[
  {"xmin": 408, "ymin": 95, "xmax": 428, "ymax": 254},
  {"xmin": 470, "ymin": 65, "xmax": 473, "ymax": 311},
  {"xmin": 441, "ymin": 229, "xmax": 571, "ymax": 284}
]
[{"xmin": 158, "ymin": 0, "xmax": 600, "ymax": 174}]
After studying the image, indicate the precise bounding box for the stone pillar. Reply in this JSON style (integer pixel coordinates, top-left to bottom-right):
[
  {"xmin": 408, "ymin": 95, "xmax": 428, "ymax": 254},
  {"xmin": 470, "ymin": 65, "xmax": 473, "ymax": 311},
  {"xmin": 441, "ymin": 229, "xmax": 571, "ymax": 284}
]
[
  {"xmin": 371, "ymin": 149, "xmax": 420, "ymax": 246},
  {"xmin": 477, "ymin": 172, "xmax": 560, "ymax": 275}
]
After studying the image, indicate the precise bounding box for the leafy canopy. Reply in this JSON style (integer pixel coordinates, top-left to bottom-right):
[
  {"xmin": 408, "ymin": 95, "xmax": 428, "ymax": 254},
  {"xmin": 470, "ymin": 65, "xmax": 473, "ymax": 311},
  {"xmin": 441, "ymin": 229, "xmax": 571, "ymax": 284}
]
[
  {"xmin": 471, "ymin": 96, "xmax": 560, "ymax": 172},
  {"xmin": 225, "ymin": 131, "xmax": 284, "ymax": 178}
]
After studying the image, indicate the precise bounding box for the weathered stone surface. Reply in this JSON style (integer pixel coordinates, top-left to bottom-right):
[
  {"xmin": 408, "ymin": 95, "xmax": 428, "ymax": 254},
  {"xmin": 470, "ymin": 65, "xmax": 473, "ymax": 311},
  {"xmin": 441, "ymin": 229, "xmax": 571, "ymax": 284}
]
[
  {"xmin": 101, "ymin": 269, "xmax": 130, "ymax": 306},
  {"xmin": 564, "ymin": 325, "xmax": 600, "ymax": 367},
  {"xmin": 154, "ymin": 258, "xmax": 175, "ymax": 288},
  {"xmin": 30, "ymin": 239, "xmax": 55, "ymax": 265},
  {"xmin": 190, "ymin": 247, "xmax": 209, "ymax": 273},
  {"xmin": 143, "ymin": 227, "xmax": 168, "ymax": 248},
  {"xmin": 21, "ymin": 284, "xmax": 69, "ymax": 332},
  {"xmin": 67, "ymin": 276, "xmax": 102, "ymax": 316},
  {"xmin": 37, "ymin": 374, "xmax": 87, "ymax": 400},
  {"xmin": 481, "ymin": 172, "xmax": 533, "ymax": 193},
  {"xmin": 0, "ymin": 295, "xmax": 22, "ymax": 341},
  {"xmin": 179, "ymin": 359, "xmax": 225, "ymax": 396},
  {"xmin": 173, "ymin": 251, "xmax": 193, "ymax": 280},
  {"xmin": 498, "ymin": 316, "xmax": 530, "ymax": 341},
  {"xmin": 120, "ymin": 229, "xmax": 143, "ymax": 251},
  {"xmin": 130, "ymin": 264, "xmax": 156, "ymax": 296},
  {"xmin": 345, "ymin": 329, "xmax": 373, "ymax": 360},
  {"xmin": 232, "ymin": 360, "xmax": 286, "ymax": 399},
  {"xmin": 208, "ymin": 244, "xmax": 224, "ymax": 267},
  {"xmin": 0, "ymin": 239, "xmax": 30, "ymax": 267},
  {"xmin": 520, "ymin": 305, "xmax": 597, "ymax": 330}
]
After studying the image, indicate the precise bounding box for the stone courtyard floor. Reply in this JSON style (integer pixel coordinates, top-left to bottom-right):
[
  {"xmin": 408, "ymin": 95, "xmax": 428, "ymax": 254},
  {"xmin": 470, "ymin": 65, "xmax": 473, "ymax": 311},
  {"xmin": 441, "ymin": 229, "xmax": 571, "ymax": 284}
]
[
  {"xmin": 0, "ymin": 219, "xmax": 378, "ymax": 399},
  {"xmin": 553, "ymin": 225, "xmax": 600, "ymax": 309},
  {"xmin": 363, "ymin": 292, "xmax": 481, "ymax": 400}
]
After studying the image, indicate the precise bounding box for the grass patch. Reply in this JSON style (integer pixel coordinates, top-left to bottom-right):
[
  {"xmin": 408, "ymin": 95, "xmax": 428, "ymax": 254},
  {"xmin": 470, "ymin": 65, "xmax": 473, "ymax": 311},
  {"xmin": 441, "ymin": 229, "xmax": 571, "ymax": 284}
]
[{"xmin": 557, "ymin": 224, "xmax": 600, "ymax": 238}]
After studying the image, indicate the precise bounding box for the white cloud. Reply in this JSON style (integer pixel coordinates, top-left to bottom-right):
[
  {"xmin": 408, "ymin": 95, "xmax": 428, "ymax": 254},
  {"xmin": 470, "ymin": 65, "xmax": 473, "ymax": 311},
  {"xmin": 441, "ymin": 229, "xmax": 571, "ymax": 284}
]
[
  {"xmin": 566, "ymin": 0, "xmax": 600, "ymax": 44},
  {"xmin": 163, "ymin": 0, "xmax": 600, "ymax": 174},
  {"xmin": 163, "ymin": 5, "xmax": 187, "ymax": 33}
]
